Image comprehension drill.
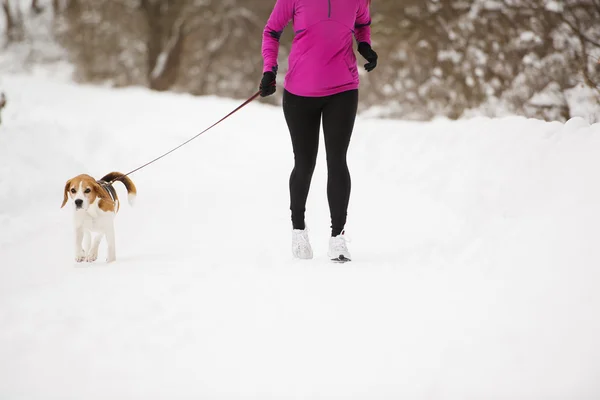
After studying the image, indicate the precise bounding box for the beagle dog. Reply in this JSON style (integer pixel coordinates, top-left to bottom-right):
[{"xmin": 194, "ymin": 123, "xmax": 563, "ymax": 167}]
[{"xmin": 61, "ymin": 172, "xmax": 136, "ymax": 263}]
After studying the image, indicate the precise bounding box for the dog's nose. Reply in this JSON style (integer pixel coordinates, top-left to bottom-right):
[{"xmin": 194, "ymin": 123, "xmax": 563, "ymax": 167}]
[{"xmin": 75, "ymin": 199, "xmax": 83, "ymax": 207}]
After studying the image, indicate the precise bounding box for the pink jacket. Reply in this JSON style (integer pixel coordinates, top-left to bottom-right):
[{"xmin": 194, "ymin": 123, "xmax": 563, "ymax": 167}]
[{"xmin": 262, "ymin": 0, "xmax": 372, "ymax": 97}]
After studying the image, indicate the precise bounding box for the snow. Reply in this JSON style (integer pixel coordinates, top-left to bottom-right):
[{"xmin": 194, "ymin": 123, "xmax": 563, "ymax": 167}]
[
  {"xmin": 150, "ymin": 51, "xmax": 169, "ymax": 80},
  {"xmin": 566, "ymin": 84, "xmax": 600, "ymax": 124},
  {"xmin": 529, "ymin": 82, "xmax": 563, "ymax": 106},
  {"xmin": 0, "ymin": 0, "xmax": 72, "ymax": 79},
  {"xmin": 545, "ymin": 0, "xmax": 564, "ymax": 12},
  {"xmin": 519, "ymin": 31, "xmax": 541, "ymax": 43},
  {"xmin": 2, "ymin": 72, "xmax": 600, "ymax": 399}
]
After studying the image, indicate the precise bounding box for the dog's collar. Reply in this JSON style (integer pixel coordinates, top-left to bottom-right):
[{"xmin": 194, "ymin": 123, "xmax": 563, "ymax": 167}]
[{"xmin": 97, "ymin": 180, "xmax": 117, "ymax": 203}]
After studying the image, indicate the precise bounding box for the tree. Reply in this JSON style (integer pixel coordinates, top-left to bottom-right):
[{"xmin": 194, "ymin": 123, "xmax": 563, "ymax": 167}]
[
  {"xmin": 47, "ymin": 0, "xmax": 599, "ymax": 121},
  {"xmin": 2, "ymin": 0, "xmax": 24, "ymax": 42}
]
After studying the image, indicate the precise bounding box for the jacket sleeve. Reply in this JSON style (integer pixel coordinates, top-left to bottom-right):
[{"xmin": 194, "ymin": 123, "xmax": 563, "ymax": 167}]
[
  {"xmin": 262, "ymin": 0, "xmax": 294, "ymax": 74},
  {"xmin": 354, "ymin": 0, "xmax": 371, "ymax": 45}
]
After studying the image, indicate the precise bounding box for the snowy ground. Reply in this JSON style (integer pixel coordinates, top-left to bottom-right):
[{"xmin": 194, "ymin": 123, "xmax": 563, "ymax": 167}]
[{"xmin": 1, "ymin": 73, "xmax": 600, "ymax": 399}]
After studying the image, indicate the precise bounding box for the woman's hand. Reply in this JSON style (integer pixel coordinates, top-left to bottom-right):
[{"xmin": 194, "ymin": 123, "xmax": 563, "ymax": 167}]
[
  {"xmin": 259, "ymin": 72, "xmax": 277, "ymax": 97},
  {"xmin": 358, "ymin": 42, "xmax": 378, "ymax": 72}
]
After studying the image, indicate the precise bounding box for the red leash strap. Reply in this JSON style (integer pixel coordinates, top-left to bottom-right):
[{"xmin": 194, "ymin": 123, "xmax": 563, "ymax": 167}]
[{"xmin": 111, "ymin": 90, "xmax": 261, "ymax": 182}]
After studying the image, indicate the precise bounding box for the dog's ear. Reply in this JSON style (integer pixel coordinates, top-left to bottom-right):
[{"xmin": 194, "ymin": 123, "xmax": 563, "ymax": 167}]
[{"xmin": 61, "ymin": 180, "xmax": 71, "ymax": 208}]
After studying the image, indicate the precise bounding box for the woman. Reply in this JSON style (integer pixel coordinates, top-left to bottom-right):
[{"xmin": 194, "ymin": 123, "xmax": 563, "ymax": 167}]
[{"xmin": 259, "ymin": 0, "xmax": 378, "ymax": 262}]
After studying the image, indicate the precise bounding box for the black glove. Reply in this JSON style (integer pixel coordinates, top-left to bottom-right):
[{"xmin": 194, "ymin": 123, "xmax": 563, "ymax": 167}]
[
  {"xmin": 357, "ymin": 42, "xmax": 378, "ymax": 72},
  {"xmin": 259, "ymin": 71, "xmax": 276, "ymax": 97}
]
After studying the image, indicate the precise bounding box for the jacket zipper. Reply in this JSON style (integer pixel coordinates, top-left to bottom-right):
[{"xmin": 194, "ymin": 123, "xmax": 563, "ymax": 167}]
[{"xmin": 328, "ymin": 0, "xmax": 331, "ymax": 17}]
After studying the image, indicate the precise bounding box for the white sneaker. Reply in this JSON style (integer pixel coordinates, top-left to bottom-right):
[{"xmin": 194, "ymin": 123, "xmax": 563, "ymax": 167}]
[
  {"xmin": 328, "ymin": 231, "xmax": 351, "ymax": 262},
  {"xmin": 292, "ymin": 228, "xmax": 313, "ymax": 259}
]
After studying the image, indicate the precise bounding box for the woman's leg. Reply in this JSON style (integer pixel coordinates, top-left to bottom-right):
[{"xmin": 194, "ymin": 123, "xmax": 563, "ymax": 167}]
[
  {"xmin": 321, "ymin": 89, "xmax": 359, "ymax": 237},
  {"xmin": 282, "ymin": 89, "xmax": 324, "ymax": 230}
]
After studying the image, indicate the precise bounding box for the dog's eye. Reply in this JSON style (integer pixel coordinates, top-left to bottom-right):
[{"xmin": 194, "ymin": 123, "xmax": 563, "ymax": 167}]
[
  {"xmin": 70, "ymin": 188, "xmax": 76, "ymax": 193},
  {"xmin": 84, "ymin": 188, "xmax": 91, "ymax": 194}
]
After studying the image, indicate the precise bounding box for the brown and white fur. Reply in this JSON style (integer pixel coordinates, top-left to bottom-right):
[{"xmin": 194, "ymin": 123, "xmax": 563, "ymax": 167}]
[{"xmin": 61, "ymin": 172, "xmax": 136, "ymax": 263}]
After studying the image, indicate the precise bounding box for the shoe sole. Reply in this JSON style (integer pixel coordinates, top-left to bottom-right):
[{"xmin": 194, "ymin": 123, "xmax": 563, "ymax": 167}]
[{"xmin": 330, "ymin": 255, "xmax": 351, "ymax": 263}]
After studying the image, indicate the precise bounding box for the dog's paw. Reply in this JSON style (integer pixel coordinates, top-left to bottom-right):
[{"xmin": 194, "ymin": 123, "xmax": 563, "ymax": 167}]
[
  {"xmin": 106, "ymin": 255, "xmax": 116, "ymax": 263},
  {"xmin": 75, "ymin": 255, "xmax": 86, "ymax": 263},
  {"xmin": 85, "ymin": 252, "xmax": 98, "ymax": 262}
]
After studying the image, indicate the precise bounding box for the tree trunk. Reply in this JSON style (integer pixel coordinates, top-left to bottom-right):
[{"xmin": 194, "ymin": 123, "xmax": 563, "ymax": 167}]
[
  {"xmin": 149, "ymin": 20, "xmax": 185, "ymax": 91},
  {"xmin": 2, "ymin": 0, "xmax": 14, "ymax": 37},
  {"xmin": 31, "ymin": 0, "xmax": 43, "ymax": 14},
  {"xmin": 141, "ymin": 0, "xmax": 185, "ymax": 91},
  {"xmin": 2, "ymin": 0, "xmax": 23, "ymax": 41},
  {"xmin": 66, "ymin": 0, "xmax": 78, "ymax": 13},
  {"xmin": 141, "ymin": 0, "xmax": 164, "ymax": 89}
]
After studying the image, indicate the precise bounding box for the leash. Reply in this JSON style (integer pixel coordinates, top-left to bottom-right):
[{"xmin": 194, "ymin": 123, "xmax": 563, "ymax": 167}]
[{"xmin": 109, "ymin": 90, "xmax": 261, "ymax": 183}]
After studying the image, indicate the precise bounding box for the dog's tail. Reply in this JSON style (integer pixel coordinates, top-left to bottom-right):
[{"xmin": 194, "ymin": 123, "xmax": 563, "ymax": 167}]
[{"xmin": 101, "ymin": 172, "xmax": 137, "ymax": 205}]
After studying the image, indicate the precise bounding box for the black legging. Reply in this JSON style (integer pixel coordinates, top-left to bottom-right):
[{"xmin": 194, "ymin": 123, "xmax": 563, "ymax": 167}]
[{"xmin": 282, "ymin": 88, "xmax": 358, "ymax": 237}]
